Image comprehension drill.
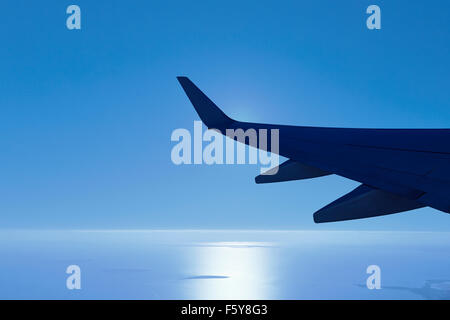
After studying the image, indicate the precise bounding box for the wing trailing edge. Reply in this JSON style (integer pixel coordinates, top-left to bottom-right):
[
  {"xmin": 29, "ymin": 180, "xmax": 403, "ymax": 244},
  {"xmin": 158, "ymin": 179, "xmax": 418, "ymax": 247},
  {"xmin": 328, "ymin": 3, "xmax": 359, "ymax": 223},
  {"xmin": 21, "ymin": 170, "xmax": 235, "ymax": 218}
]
[
  {"xmin": 255, "ymin": 159, "xmax": 330, "ymax": 184},
  {"xmin": 313, "ymin": 184, "xmax": 425, "ymax": 223}
]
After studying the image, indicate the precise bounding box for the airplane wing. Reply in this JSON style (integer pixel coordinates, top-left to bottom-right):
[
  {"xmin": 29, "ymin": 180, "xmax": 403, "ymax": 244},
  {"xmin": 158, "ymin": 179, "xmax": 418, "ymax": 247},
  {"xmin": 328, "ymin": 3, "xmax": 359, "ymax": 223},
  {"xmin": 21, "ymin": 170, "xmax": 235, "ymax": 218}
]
[{"xmin": 177, "ymin": 76, "xmax": 450, "ymax": 223}]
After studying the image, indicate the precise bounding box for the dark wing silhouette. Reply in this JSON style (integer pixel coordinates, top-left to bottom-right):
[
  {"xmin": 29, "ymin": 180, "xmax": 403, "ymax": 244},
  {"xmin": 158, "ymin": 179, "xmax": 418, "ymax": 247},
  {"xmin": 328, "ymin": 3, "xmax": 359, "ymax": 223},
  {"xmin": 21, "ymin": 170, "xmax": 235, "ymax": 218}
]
[{"xmin": 177, "ymin": 76, "xmax": 450, "ymax": 223}]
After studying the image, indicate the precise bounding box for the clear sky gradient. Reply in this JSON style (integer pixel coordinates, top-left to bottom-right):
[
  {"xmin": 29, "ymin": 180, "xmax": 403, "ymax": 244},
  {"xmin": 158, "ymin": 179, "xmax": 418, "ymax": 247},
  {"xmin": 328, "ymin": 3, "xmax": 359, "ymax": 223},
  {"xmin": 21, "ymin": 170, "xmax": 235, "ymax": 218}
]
[{"xmin": 1, "ymin": 0, "xmax": 449, "ymax": 230}]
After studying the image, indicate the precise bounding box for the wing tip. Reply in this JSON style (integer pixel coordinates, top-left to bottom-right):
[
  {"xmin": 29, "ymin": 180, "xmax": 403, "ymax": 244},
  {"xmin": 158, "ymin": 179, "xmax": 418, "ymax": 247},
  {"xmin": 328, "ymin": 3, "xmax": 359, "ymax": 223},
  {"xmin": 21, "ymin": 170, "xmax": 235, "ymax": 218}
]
[{"xmin": 313, "ymin": 212, "xmax": 327, "ymax": 224}]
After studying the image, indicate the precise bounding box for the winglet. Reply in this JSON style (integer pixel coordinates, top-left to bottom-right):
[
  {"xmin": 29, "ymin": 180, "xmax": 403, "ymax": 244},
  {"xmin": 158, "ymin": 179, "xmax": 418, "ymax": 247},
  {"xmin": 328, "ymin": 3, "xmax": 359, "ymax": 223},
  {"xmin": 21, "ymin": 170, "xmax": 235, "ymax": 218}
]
[{"xmin": 177, "ymin": 76, "xmax": 235, "ymax": 129}]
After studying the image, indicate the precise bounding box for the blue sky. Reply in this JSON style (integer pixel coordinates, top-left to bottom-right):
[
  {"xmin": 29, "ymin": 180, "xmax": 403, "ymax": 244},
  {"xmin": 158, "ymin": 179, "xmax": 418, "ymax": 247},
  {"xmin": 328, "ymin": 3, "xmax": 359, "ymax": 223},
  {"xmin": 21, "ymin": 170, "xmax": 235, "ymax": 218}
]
[{"xmin": 1, "ymin": 0, "xmax": 449, "ymax": 230}]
